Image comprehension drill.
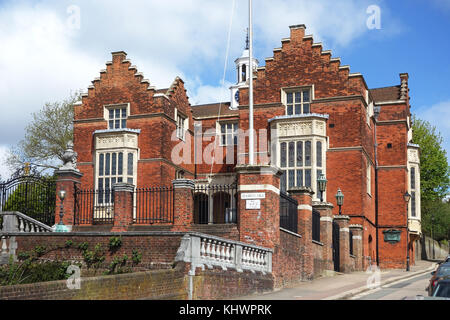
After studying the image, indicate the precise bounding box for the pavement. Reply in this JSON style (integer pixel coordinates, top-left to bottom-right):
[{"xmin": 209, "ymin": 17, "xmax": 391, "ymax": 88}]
[{"xmin": 239, "ymin": 260, "xmax": 437, "ymax": 300}]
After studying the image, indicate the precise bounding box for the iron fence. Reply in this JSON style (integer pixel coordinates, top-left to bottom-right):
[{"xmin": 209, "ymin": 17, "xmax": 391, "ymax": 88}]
[
  {"xmin": 74, "ymin": 189, "xmax": 115, "ymax": 225},
  {"xmin": 312, "ymin": 209, "xmax": 321, "ymax": 242},
  {"xmin": 0, "ymin": 175, "xmax": 56, "ymax": 227},
  {"xmin": 193, "ymin": 184, "xmax": 238, "ymax": 225},
  {"xmin": 134, "ymin": 187, "xmax": 174, "ymax": 224},
  {"xmin": 280, "ymin": 191, "xmax": 298, "ymax": 234}
]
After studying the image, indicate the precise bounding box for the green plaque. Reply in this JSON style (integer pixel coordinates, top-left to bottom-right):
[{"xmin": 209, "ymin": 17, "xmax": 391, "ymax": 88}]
[{"xmin": 383, "ymin": 229, "xmax": 401, "ymax": 244}]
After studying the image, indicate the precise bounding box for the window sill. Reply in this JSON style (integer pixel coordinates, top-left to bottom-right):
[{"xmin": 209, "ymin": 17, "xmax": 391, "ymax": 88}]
[
  {"xmin": 312, "ymin": 240, "xmax": 324, "ymax": 246},
  {"xmin": 350, "ymin": 254, "xmax": 356, "ymax": 259}
]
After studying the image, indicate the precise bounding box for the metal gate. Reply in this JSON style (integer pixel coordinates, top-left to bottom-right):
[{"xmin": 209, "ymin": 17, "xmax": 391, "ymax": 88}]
[
  {"xmin": 332, "ymin": 221, "xmax": 340, "ymax": 272},
  {"xmin": 0, "ymin": 175, "xmax": 56, "ymax": 226}
]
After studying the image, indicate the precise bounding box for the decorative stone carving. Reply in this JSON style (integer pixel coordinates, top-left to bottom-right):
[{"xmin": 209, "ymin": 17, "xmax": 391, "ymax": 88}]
[
  {"xmin": 60, "ymin": 141, "xmax": 79, "ymax": 171},
  {"xmin": 408, "ymin": 149, "xmax": 419, "ymax": 163}
]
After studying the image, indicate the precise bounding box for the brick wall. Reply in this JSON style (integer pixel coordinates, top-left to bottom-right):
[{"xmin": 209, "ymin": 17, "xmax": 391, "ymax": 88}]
[
  {"xmin": 13, "ymin": 233, "xmax": 185, "ymax": 270},
  {"xmin": 192, "ymin": 266, "xmax": 273, "ymax": 300},
  {"xmin": 0, "ymin": 267, "xmax": 188, "ymax": 300},
  {"xmin": 312, "ymin": 241, "xmax": 325, "ymax": 277},
  {"xmin": 272, "ymin": 229, "xmax": 304, "ymax": 288}
]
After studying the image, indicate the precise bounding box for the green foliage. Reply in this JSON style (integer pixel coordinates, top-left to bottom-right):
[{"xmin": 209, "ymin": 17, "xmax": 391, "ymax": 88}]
[
  {"xmin": 421, "ymin": 199, "xmax": 450, "ymax": 241},
  {"xmin": 1, "ymin": 175, "xmax": 56, "ymax": 223},
  {"xmin": 412, "ymin": 116, "xmax": 450, "ymax": 241},
  {"xmin": 106, "ymin": 254, "xmax": 130, "ymax": 275},
  {"xmin": 132, "ymin": 249, "xmax": 142, "ymax": 266},
  {"xmin": 6, "ymin": 91, "xmax": 82, "ymax": 172},
  {"xmin": 82, "ymin": 243, "xmax": 105, "ymax": 270},
  {"xmin": 77, "ymin": 242, "xmax": 89, "ymax": 252},
  {"xmin": 34, "ymin": 245, "xmax": 47, "ymax": 257},
  {"xmin": 412, "ymin": 116, "xmax": 450, "ymax": 202},
  {"xmin": 65, "ymin": 240, "xmax": 73, "ymax": 248},
  {"xmin": 108, "ymin": 236, "xmax": 122, "ymax": 252}
]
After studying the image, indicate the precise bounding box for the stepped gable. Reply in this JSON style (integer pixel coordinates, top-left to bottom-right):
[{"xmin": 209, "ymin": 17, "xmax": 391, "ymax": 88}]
[
  {"xmin": 241, "ymin": 24, "xmax": 368, "ymax": 105},
  {"xmin": 74, "ymin": 51, "xmax": 189, "ymax": 121}
]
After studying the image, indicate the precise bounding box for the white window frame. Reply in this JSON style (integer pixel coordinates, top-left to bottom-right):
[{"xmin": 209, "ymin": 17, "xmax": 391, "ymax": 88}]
[
  {"xmin": 218, "ymin": 122, "xmax": 239, "ymax": 146},
  {"xmin": 278, "ymin": 137, "xmax": 325, "ymax": 199},
  {"xmin": 175, "ymin": 108, "xmax": 188, "ymax": 141},
  {"xmin": 104, "ymin": 103, "xmax": 130, "ymax": 130},
  {"xmin": 282, "ymin": 86, "xmax": 313, "ymax": 116}
]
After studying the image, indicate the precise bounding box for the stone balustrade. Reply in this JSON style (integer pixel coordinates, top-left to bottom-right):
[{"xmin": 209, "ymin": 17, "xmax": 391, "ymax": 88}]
[
  {"xmin": 0, "ymin": 212, "xmax": 53, "ymax": 233},
  {"xmin": 176, "ymin": 233, "xmax": 272, "ymax": 275}
]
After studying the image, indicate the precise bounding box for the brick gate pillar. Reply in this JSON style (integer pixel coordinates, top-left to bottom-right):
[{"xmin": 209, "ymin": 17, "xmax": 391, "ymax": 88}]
[
  {"xmin": 350, "ymin": 224, "xmax": 364, "ymax": 271},
  {"xmin": 55, "ymin": 169, "xmax": 83, "ymax": 230},
  {"xmin": 236, "ymin": 165, "xmax": 282, "ymax": 249},
  {"xmin": 288, "ymin": 187, "xmax": 314, "ymax": 281},
  {"xmin": 172, "ymin": 179, "xmax": 195, "ymax": 232},
  {"xmin": 333, "ymin": 215, "xmax": 351, "ymax": 273},
  {"xmin": 313, "ymin": 202, "xmax": 334, "ymax": 271},
  {"xmin": 111, "ymin": 183, "xmax": 135, "ymax": 232}
]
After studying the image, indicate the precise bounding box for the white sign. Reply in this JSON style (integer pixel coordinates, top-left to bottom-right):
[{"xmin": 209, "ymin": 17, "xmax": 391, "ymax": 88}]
[
  {"xmin": 241, "ymin": 193, "xmax": 266, "ymax": 200},
  {"xmin": 246, "ymin": 200, "xmax": 261, "ymax": 210}
]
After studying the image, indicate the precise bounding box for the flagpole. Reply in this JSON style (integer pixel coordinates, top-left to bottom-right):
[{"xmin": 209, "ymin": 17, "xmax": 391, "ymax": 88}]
[{"xmin": 248, "ymin": 0, "xmax": 255, "ymax": 165}]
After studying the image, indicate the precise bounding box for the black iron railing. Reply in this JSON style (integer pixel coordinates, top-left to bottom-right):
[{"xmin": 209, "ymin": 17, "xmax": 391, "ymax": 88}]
[
  {"xmin": 0, "ymin": 175, "xmax": 56, "ymax": 227},
  {"xmin": 312, "ymin": 209, "xmax": 321, "ymax": 242},
  {"xmin": 193, "ymin": 184, "xmax": 238, "ymax": 225},
  {"xmin": 280, "ymin": 191, "xmax": 298, "ymax": 234},
  {"xmin": 134, "ymin": 187, "xmax": 174, "ymax": 224},
  {"xmin": 74, "ymin": 189, "xmax": 115, "ymax": 225}
]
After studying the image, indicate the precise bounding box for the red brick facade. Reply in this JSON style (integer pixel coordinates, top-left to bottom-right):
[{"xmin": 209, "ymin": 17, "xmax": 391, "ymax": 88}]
[{"xmin": 68, "ymin": 23, "xmax": 420, "ymax": 273}]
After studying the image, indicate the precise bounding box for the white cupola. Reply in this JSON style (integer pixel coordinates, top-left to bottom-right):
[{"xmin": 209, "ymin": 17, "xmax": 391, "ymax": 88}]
[{"xmin": 230, "ymin": 32, "xmax": 259, "ymax": 110}]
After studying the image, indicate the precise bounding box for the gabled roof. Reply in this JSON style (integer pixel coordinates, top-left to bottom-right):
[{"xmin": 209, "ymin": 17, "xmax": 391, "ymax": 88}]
[
  {"xmin": 192, "ymin": 102, "xmax": 238, "ymax": 119},
  {"xmin": 370, "ymin": 86, "xmax": 401, "ymax": 103}
]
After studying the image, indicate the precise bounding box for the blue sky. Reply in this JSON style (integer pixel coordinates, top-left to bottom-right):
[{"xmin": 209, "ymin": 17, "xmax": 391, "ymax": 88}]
[{"xmin": 0, "ymin": 0, "xmax": 449, "ymax": 179}]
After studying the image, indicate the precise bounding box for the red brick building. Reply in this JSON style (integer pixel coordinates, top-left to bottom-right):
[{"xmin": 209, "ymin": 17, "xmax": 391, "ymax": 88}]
[{"xmin": 72, "ymin": 24, "xmax": 421, "ymax": 270}]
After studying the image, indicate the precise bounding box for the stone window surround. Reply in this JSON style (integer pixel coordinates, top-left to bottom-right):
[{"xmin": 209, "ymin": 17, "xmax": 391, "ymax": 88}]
[
  {"xmin": 175, "ymin": 108, "xmax": 188, "ymax": 141},
  {"xmin": 269, "ymin": 114, "xmax": 328, "ymax": 202},
  {"xmin": 216, "ymin": 121, "xmax": 239, "ymax": 147},
  {"xmin": 93, "ymin": 129, "xmax": 140, "ymax": 199},
  {"xmin": 103, "ymin": 103, "xmax": 131, "ymax": 129},
  {"xmin": 281, "ymin": 85, "xmax": 315, "ymax": 116}
]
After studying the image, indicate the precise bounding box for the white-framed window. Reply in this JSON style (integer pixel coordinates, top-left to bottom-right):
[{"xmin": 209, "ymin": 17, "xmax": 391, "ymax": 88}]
[
  {"xmin": 366, "ymin": 161, "xmax": 372, "ymax": 195},
  {"xmin": 108, "ymin": 106, "xmax": 127, "ymax": 129},
  {"xmin": 283, "ymin": 88, "xmax": 311, "ymax": 115},
  {"xmin": 279, "ymin": 139, "xmax": 324, "ymax": 194},
  {"xmin": 96, "ymin": 151, "xmax": 136, "ymax": 204},
  {"xmin": 176, "ymin": 111, "xmax": 187, "ymax": 141},
  {"xmin": 410, "ymin": 167, "xmax": 417, "ymax": 217},
  {"xmin": 219, "ymin": 122, "xmax": 238, "ymax": 146}
]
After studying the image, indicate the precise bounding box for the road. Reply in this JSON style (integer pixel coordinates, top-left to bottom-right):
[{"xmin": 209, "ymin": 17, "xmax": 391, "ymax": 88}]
[{"xmin": 351, "ymin": 273, "xmax": 431, "ymax": 300}]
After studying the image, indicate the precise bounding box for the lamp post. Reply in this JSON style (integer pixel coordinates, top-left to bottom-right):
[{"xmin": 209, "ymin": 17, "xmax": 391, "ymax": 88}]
[
  {"xmin": 403, "ymin": 191, "xmax": 411, "ymax": 271},
  {"xmin": 317, "ymin": 173, "xmax": 328, "ymax": 203},
  {"xmin": 55, "ymin": 190, "xmax": 68, "ymax": 233},
  {"xmin": 335, "ymin": 189, "xmax": 344, "ymax": 215}
]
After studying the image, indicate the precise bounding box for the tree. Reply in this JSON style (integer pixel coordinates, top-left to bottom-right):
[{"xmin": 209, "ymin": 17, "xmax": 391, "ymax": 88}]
[
  {"xmin": 6, "ymin": 91, "xmax": 82, "ymax": 173},
  {"xmin": 412, "ymin": 115, "xmax": 450, "ymax": 239}
]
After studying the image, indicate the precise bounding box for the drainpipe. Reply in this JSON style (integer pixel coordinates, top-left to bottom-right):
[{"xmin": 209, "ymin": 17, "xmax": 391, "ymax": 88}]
[{"xmin": 374, "ymin": 106, "xmax": 381, "ymax": 267}]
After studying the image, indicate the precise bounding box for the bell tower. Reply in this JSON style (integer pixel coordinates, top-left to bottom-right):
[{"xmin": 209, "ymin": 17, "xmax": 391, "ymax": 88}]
[{"xmin": 230, "ymin": 30, "xmax": 258, "ymax": 110}]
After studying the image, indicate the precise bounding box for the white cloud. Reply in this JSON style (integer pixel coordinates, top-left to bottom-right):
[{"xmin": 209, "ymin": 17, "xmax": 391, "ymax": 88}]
[
  {"xmin": 415, "ymin": 100, "xmax": 450, "ymax": 156},
  {"xmin": 0, "ymin": 0, "xmax": 393, "ymax": 150}
]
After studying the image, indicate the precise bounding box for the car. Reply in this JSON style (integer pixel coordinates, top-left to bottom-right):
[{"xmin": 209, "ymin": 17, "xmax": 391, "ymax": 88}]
[
  {"xmin": 428, "ymin": 262, "xmax": 450, "ymax": 296},
  {"xmin": 432, "ymin": 279, "xmax": 450, "ymax": 298},
  {"xmin": 445, "ymin": 255, "xmax": 450, "ymax": 263}
]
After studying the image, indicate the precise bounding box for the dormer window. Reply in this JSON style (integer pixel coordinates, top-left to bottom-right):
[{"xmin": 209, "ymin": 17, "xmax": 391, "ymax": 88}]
[
  {"xmin": 284, "ymin": 88, "xmax": 311, "ymax": 115},
  {"xmin": 108, "ymin": 107, "xmax": 127, "ymax": 129}
]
